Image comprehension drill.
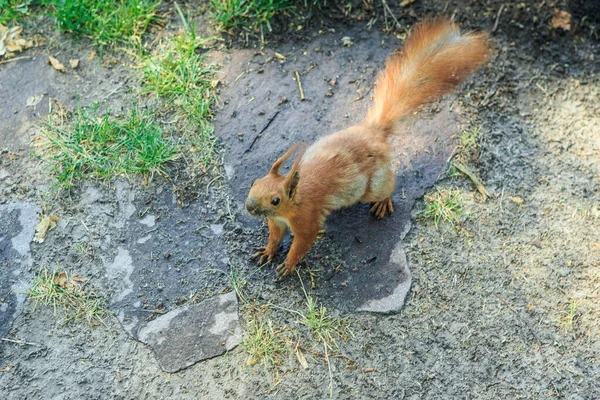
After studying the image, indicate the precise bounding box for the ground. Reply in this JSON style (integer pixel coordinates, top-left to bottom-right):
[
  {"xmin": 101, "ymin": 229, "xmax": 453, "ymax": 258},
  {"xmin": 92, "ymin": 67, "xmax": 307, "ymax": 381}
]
[{"xmin": 1, "ymin": 0, "xmax": 599, "ymax": 399}]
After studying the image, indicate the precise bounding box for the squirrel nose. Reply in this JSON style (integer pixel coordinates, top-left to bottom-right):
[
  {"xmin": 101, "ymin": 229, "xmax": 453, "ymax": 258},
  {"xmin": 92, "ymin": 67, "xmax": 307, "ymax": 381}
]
[{"xmin": 245, "ymin": 198, "xmax": 258, "ymax": 214}]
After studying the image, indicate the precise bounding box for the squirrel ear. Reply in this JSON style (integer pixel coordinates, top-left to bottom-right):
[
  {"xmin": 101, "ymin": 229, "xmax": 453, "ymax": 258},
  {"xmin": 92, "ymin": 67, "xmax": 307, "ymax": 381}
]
[
  {"xmin": 270, "ymin": 144, "xmax": 300, "ymax": 176},
  {"xmin": 286, "ymin": 170, "xmax": 300, "ymax": 199}
]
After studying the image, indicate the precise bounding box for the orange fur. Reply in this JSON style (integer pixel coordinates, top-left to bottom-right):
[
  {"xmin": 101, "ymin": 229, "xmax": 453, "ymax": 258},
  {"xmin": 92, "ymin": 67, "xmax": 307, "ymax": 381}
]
[{"xmin": 246, "ymin": 19, "xmax": 491, "ymax": 279}]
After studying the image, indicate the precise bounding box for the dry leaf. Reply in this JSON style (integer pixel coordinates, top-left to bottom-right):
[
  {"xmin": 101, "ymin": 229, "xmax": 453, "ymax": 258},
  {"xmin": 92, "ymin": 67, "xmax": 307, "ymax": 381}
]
[
  {"xmin": 88, "ymin": 50, "xmax": 96, "ymax": 62},
  {"xmin": 48, "ymin": 56, "xmax": 67, "ymax": 72},
  {"xmin": 341, "ymin": 36, "xmax": 354, "ymax": 47},
  {"xmin": 69, "ymin": 59, "xmax": 79, "ymax": 69},
  {"xmin": 26, "ymin": 93, "xmax": 45, "ymax": 108},
  {"xmin": 400, "ymin": 0, "xmax": 416, "ymax": 6},
  {"xmin": 0, "ymin": 365, "xmax": 13, "ymax": 373},
  {"xmin": 0, "ymin": 24, "xmax": 33, "ymax": 56},
  {"xmin": 509, "ymin": 196, "xmax": 524, "ymax": 204},
  {"xmin": 66, "ymin": 274, "xmax": 87, "ymax": 290},
  {"xmin": 295, "ymin": 346, "xmax": 309, "ymax": 370},
  {"xmin": 54, "ymin": 272, "xmax": 68, "ymax": 288},
  {"xmin": 551, "ymin": 10, "xmax": 571, "ymax": 31},
  {"xmin": 34, "ymin": 214, "xmax": 59, "ymax": 243}
]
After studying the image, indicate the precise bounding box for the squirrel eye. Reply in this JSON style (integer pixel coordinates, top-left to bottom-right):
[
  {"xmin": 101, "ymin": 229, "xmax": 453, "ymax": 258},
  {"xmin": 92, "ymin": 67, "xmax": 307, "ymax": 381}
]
[{"xmin": 271, "ymin": 197, "xmax": 280, "ymax": 206}]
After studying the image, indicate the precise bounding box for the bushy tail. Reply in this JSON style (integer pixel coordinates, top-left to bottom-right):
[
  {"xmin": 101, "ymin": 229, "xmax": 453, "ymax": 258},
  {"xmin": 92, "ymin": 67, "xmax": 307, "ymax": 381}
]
[{"xmin": 364, "ymin": 19, "xmax": 490, "ymax": 131}]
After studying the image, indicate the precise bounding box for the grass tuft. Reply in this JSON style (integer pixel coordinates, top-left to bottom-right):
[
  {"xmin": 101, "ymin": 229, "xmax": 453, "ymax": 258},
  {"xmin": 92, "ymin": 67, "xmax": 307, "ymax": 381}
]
[
  {"xmin": 37, "ymin": 104, "xmax": 179, "ymax": 190},
  {"xmin": 241, "ymin": 315, "xmax": 286, "ymax": 367},
  {"xmin": 211, "ymin": 0, "xmax": 294, "ymax": 32},
  {"xmin": 419, "ymin": 188, "xmax": 464, "ymax": 228},
  {"xmin": 455, "ymin": 125, "xmax": 481, "ymax": 165},
  {"xmin": 297, "ymin": 296, "xmax": 349, "ymax": 349},
  {"xmin": 42, "ymin": 0, "xmax": 160, "ymax": 46},
  {"xmin": 27, "ymin": 267, "xmax": 106, "ymax": 326},
  {"xmin": 559, "ymin": 300, "xmax": 579, "ymax": 330},
  {"xmin": 0, "ymin": 0, "xmax": 33, "ymax": 24},
  {"xmin": 142, "ymin": 29, "xmax": 219, "ymax": 166}
]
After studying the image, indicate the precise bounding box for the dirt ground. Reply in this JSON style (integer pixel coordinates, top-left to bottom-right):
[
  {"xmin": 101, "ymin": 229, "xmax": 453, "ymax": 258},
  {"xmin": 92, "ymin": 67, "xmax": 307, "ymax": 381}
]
[{"xmin": 1, "ymin": 0, "xmax": 599, "ymax": 399}]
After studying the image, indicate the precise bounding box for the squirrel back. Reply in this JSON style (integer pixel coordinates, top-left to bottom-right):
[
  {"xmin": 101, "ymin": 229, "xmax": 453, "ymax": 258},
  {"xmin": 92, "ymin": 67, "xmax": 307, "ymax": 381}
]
[{"xmin": 364, "ymin": 19, "xmax": 490, "ymax": 131}]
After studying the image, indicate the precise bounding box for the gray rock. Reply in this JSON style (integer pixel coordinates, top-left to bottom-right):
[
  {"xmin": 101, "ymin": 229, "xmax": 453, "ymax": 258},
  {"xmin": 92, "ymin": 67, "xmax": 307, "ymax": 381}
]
[
  {"xmin": 357, "ymin": 241, "xmax": 412, "ymax": 313},
  {"xmin": 137, "ymin": 291, "xmax": 242, "ymax": 373},
  {"xmin": 0, "ymin": 202, "xmax": 40, "ymax": 337}
]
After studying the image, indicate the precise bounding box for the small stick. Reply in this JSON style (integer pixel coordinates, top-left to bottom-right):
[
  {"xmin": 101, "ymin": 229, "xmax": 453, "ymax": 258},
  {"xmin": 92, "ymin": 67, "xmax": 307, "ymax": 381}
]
[
  {"xmin": 1, "ymin": 337, "xmax": 41, "ymax": 346},
  {"xmin": 0, "ymin": 56, "xmax": 33, "ymax": 65},
  {"xmin": 452, "ymin": 161, "xmax": 490, "ymax": 200},
  {"xmin": 493, "ymin": 4, "xmax": 504, "ymax": 32},
  {"xmin": 381, "ymin": 0, "xmax": 402, "ymax": 30},
  {"xmin": 295, "ymin": 70, "xmax": 305, "ymax": 100},
  {"xmin": 245, "ymin": 110, "xmax": 280, "ymax": 153}
]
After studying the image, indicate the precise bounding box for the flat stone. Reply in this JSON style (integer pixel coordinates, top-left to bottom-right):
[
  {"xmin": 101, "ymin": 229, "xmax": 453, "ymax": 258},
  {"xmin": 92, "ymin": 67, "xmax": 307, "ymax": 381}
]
[
  {"xmin": 0, "ymin": 202, "xmax": 41, "ymax": 337},
  {"xmin": 90, "ymin": 181, "xmax": 235, "ymax": 369},
  {"xmin": 213, "ymin": 28, "xmax": 459, "ymax": 313},
  {"xmin": 356, "ymin": 241, "xmax": 412, "ymax": 313},
  {"xmin": 137, "ymin": 291, "xmax": 242, "ymax": 373}
]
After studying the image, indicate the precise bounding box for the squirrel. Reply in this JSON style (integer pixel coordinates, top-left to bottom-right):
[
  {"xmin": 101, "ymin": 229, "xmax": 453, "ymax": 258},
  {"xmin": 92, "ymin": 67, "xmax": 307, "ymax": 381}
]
[{"xmin": 245, "ymin": 18, "xmax": 491, "ymax": 279}]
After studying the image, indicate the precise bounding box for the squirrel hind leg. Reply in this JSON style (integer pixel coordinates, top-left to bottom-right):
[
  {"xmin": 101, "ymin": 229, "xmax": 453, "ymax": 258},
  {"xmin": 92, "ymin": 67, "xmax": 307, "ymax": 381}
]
[
  {"xmin": 361, "ymin": 164, "xmax": 395, "ymax": 218},
  {"xmin": 369, "ymin": 197, "xmax": 394, "ymax": 219}
]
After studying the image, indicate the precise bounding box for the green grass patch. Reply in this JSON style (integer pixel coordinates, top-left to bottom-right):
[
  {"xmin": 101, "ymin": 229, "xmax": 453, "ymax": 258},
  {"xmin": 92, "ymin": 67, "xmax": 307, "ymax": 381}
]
[
  {"xmin": 211, "ymin": 0, "xmax": 294, "ymax": 32},
  {"xmin": 142, "ymin": 29, "xmax": 218, "ymax": 165},
  {"xmin": 419, "ymin": 188, "xmax": 464, "ymax": 228},
  {"xmin": 38, "ymin": 105, "xmax": 179, "ymax": 190},
  {"xmin": 241, "ymin": 314, "xmax": 286, "ymax": 367},
  {"xmin": 27, "ymin": 267, "xmax": 106, "ymax": 326},
  {"xmin": 0, "ymin": 0, "xmax": 34, "ymax": 24},
  {"xmin": 42, "ymin": 0, "xmax": 160, "ymax": 46},
  {"xmin": 297, "ymin": 295, "xmax": 349, "ymax": 349}
]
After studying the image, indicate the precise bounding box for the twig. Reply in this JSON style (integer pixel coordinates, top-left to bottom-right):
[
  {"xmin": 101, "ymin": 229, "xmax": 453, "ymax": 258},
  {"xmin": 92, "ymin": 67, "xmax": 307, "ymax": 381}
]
[
  {"xmin": 452, "ymin": 161, "xmax": 490, "ymax": 200},
  {"xmin": 380, "ymin": 0, "xmax": 402, "ymax": 30},
  {"xmin": 143, "ymin": 227, "xmax": 158, "ymax": 235},
  {"xmin": 0, "ymin": 56, "xmax": 33, "ymax": 65},
  {"xmin": 325, "ymin": 341, "xmax": 334, "ymax": 397},
  {"xmin": 244, "ymin": 110, "xmax": 280, "ymax": 153},
  {"xmin": 493, "ymin": 4, "xmax": 504, "ymax": 33},
  {"xmin": 295, "ymin": 70, "xmax": 305, "ymax": 100},
  {"xmin": 1, "ymin": 337, "xmax": 41, "ymax": 346},
  {"xmin": 496, "ymin": 295, "xmax": 515, "ymax": 312}
]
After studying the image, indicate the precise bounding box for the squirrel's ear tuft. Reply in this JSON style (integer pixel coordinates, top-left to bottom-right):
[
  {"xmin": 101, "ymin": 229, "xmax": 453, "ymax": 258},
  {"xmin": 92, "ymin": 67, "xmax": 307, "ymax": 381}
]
[{"xmin": 270, "ymin": 144, "xmax": 300, "ymax": 176}]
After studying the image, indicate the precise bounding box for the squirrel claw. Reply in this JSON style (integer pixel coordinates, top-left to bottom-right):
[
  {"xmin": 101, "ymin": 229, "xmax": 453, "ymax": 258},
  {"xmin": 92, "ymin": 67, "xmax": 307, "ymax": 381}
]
[
  {"xmin": 252, "ymin": 247, "xmax": 273, "ymax": 265},
  {"xmin": 370, "ymin": 198, "xmax": 394, "ymax": 219},
  {"xmin": 276, "ymin": 263, "xmax": 295, "ymax": 280}
]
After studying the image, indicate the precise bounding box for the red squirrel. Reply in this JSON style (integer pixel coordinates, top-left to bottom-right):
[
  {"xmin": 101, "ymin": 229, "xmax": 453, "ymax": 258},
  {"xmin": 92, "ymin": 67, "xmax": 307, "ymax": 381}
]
[{"xmin": 245, "ymin": 19, "xmax": 490, "ymax": 279}]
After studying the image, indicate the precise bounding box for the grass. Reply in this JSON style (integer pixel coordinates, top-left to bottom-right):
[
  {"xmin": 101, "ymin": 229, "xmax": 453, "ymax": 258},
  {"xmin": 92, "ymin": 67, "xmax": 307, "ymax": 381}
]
[
  {"xmin": 241, "ymin": 314, "xmax": 286, "ymax": 367},
  {"xmin": 42, "ymin": 0, "xmax": 160, "ymax": 46},
  {"xmin": 455, "ymin": 125, "xmax": 481, "ymax": 165},
  {"xmin": 141, "ymin": 27, "xmax": 219, "ymax": 166},
  {"xmin": 296, "ymin": 295, "xmax": 349, "ymax": 349},
  {"xmin": 211, "ymin": 0, "xmax": 294, "ymax": 32},
  {"xmin": 559, "ymin": 300, "xmax": 579, "ymax": 330},
  {"xmin": 419, "ymin": 188, "xmax": 464, "ymax": 228},
  {"xmin": 27, "ymin": 267, "xmax": 106, "ymax": 326},
  {"xmin": 0, "ymin": 0, "xmax": 34, "ymax": 24},
  {"xmin": 37, "ymin": 104, "xmax": 179, "ymax": 190}
]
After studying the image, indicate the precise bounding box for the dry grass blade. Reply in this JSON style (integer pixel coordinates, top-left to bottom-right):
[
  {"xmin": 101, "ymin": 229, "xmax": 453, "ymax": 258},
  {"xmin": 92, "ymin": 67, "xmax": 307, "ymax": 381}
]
[{"xmin": 452, "ymin": 161, "xmax": 489, "ymax": 200}]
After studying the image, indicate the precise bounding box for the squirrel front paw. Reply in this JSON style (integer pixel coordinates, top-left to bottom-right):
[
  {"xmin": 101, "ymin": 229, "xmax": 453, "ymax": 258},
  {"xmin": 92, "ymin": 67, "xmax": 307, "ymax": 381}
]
[
  {"xmin": 252, "ymin": 247, "xmax": 277, "ymax": 265},
  {"xmin": 276, "ymin": 262, "xmax": 297, "ymax": 280}
]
